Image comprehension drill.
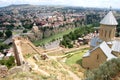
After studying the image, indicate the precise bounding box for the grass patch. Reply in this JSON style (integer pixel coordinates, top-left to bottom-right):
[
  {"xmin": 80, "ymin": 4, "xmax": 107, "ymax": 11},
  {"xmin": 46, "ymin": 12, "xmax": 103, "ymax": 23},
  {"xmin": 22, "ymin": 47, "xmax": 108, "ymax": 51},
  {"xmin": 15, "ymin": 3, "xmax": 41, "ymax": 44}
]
[
  {"xmin": 33, "ymin": 28, "xmax": 78, "ymax": 46},
  {"xmin": 24, "ymin": 53, "xmax": 32, "ymax": 58},
  {"xmin": 0, "ymin": 56, "xmax": 15, "ymax": 69},
  {"xmin": 65, "ymin": 49, "xmax": 88, "ymax": 65}
]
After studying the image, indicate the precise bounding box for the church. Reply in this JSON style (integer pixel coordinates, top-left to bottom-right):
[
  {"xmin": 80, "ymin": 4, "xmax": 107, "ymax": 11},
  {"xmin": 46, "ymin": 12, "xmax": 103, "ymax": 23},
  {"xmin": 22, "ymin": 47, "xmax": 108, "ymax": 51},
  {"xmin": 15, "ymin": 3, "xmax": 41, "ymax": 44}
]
[{"xmin": 82, "ymin": 10, "xmax": 120, "ymax": 69}]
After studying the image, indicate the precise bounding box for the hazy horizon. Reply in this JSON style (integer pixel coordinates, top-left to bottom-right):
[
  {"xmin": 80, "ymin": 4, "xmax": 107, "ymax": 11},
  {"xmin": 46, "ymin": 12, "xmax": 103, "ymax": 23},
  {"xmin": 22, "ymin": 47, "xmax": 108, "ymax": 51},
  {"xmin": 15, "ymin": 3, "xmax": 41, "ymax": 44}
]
[{"xmin": 0, "ymin": 0, "xmax": 119, "ymax": 9}]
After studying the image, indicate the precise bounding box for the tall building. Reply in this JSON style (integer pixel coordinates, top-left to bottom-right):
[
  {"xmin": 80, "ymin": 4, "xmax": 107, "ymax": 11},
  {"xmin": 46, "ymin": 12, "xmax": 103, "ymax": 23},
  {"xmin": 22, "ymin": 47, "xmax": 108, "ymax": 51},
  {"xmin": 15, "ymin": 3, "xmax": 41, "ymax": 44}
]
[{"xmin": 82, "ymin": 11, "xmax": 120, "ymax": 69}]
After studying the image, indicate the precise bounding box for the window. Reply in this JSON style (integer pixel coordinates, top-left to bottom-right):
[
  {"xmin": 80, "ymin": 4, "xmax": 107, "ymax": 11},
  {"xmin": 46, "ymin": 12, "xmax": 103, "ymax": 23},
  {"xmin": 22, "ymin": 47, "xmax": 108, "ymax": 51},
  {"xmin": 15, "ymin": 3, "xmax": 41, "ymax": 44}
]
[
  {"xmin": 105, "ymin": 30, "xmax": 107, "ymax": 38},
  {"xmin": 101, "ymin": 29, "xmax": 103, "ymax": 36},
  {"xmin": 113, "ymin": 29, "xmax": 116, "ymax": 36},
  {"xmin": 109, "ymin": 30, "xmax": 111, "ymax": 38},
  {"xmin": 97, "ymin": 54, "xmax": 99, "ymax": 60}
]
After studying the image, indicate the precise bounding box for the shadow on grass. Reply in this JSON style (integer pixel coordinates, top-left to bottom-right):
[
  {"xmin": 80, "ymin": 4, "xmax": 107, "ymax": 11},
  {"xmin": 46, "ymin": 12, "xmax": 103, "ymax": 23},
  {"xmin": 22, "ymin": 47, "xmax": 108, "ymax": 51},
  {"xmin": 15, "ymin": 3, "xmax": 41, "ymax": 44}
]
[{"xmin": 76, "ymin": 59, "xmax": 83, "ymax": 66}]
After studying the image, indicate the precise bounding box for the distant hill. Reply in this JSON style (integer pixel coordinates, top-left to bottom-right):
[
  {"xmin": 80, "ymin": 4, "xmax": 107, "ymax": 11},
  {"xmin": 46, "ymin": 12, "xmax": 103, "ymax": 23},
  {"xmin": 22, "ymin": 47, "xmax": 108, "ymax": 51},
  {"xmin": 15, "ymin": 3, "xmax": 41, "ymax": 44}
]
[
  {"xmin": 8, "ymin": 4, "xmax": 31, "ymax": 7},
  {"xmin": 0, "ymin": 4, "xmax": 35, "ymax": 9}
]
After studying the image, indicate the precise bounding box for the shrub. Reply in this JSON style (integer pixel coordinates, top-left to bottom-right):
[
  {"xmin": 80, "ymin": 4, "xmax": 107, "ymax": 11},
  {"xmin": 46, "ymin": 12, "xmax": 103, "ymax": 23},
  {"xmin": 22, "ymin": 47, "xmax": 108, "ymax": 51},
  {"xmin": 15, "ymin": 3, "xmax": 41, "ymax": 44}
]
[
  {"xmin": 86, "ymin": 58, "xmax": 120, "ymax": 80},
  {"xmin": 0, "ymin": 43, "xmax": 9, "ymax": 52},
  {"xmin": 0, "ymin": 56, "xmax": 15, "ymax": 69},
  {"xmin": 5, "ymin": 30, "xmax": 12, "ymax": 38},
  {"xmin": 68, "ymin": 44, "xmax": 73, "ymax": 48},
  {"xmin": 61, "ymin": 25, "xmax": 94, "ymax": 48},
  {"xmin": 0, "ymin": 32, "xmax": 3, "ymax": 37},
  {"xmin": 23, "ymin": 29, "xmax": 27, "ymax": 33}
]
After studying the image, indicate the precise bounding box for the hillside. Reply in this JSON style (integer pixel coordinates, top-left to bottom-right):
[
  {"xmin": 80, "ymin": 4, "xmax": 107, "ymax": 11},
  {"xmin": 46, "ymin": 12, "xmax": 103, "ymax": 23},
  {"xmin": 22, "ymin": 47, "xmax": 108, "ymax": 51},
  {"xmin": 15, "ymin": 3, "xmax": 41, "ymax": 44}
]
[
  {"xmin": 0, "ymin": 36, "xmax": 86, "ymax": 80},
  {"xmin": 1, "ymin": 53, "xmax": 84, "ymax": 80}
]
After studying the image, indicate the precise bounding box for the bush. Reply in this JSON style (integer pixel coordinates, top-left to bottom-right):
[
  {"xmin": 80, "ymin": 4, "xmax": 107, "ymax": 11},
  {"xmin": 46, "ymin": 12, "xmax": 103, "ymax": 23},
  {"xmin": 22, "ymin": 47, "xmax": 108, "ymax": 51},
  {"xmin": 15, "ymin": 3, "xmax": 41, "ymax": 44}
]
[
  {"xmin": 5, "ymin": 30, "xmax": 12, "ymax": 38},
  {"xmin": 23, "ymin": 24, "xmax": 33, "ymax": 29},
  {"xmin": 0, "ymin": 43, "xmax": 9, "ymax": 52},
  {"xmin": 0, "ymin": 32, "xmax": 3, "ymax": 37},
  {"xmin": 60, "ymin": 40, "xmax": 67, "ymax": 48},
  {"xmin": 68, "ymin": 44, "xmax": 73, "ymax": 48},
  {"xmin": 61, "ymin": 25, "xmax": 94, "ymax": 48},
  {"xmin": 23, "ymin": 29, "xmax": 27, "ymax": 33},
  {"xmin": 86, "ymin": 58, "xmax": 120, "ymax": 80},
  {"xmin": 0, "ymin": 56, "xmax": 15, "ymax": 69}
]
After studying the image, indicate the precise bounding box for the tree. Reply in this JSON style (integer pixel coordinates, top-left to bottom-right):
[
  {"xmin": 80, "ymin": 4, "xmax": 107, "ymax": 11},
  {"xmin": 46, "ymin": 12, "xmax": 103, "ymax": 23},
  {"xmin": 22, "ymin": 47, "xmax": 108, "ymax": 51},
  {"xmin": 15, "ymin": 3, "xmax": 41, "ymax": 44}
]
[
  {"xmin": 23, "ymin": 23, "xmax": 33, "ymax": 29},
  {"xmin": 0, "ymin": 43, "xmax": 9, "ymax": 52},
  {"xmin": 5, "ymin": 30, "xmax": 12, "ymax": 38},
  {"xmin": 61, "ymin": 25, "xmax": 94, "ymax": 48},
  {"xmin": 68, "ymin": 44, "xmax": 73, "ymax": 48},
  {"xmin": 60, "ymin": 40, "xmax": 67, "ymax": 48},
  {"xmin": 86, "ymin": 14, "xmax": 101, "ymax": 25},
  {"xmin": 0, "ymin": 32, "xmax": 3, "ymax": 37},
  {"xmin": 116, "ymin": 19, "xmax": 120, "ymax": 36},
  {"xmin": 23, "ymin": 29, "xmax": 27, "ymax": 33}
]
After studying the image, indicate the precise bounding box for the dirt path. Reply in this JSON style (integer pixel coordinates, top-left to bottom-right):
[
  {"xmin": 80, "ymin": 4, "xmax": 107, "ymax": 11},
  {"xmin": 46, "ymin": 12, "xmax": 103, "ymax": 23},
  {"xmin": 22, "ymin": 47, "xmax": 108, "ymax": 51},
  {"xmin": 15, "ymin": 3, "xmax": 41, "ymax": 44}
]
[
  {"xmin": 44, "ymin": 45, "xmax": 89, "ymax": 55},
  {"xmin": 64, "ymin": 45, "xmax": 89, "ymax": 53},
  {"xmin": 48, "ymin": 45, "xmax": 89, "ymax": 59}
]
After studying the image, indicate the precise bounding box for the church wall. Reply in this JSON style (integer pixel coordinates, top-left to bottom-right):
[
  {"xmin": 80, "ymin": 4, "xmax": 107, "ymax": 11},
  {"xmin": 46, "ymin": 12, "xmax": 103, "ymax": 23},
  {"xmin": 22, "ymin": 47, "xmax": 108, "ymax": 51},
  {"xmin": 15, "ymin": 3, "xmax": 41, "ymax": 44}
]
[
  {"xmin": 99, "ymin": 25, "xmax": 116, "ymax": 41},
  {"xmin": 82, "ymin": 48, "xmax": 107, "ymax": 69}
]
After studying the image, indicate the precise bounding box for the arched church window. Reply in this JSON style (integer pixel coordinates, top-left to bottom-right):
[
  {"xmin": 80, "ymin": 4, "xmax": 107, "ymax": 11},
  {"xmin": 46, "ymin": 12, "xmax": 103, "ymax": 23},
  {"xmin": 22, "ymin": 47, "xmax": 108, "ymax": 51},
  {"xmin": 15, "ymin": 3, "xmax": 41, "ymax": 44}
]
[
  {"xmin": 105, "ymin": 30, "xmax": 107, "ymax": 38},
  {"xmin": 101, "ymin": 29, "xmax": 103, "ymax": 36},
  {"xmin": 112, "ymin": 29, "xmax": 115, "ymax": 37},
  {"xmin": 97, "ymin": 54, "xmax": 99, "ymax": 60},
  {"xmin": 109, "ymin": 30, "xmax": 111, "ymax": 38}
]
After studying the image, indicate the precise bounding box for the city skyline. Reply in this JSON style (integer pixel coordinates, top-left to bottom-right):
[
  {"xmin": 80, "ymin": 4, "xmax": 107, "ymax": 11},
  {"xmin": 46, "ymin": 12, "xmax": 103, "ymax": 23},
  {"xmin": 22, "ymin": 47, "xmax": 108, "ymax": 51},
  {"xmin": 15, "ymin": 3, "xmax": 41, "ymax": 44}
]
[{"xmin": 0, "ymin": 0, "xmax": 119, "ymax": 9}]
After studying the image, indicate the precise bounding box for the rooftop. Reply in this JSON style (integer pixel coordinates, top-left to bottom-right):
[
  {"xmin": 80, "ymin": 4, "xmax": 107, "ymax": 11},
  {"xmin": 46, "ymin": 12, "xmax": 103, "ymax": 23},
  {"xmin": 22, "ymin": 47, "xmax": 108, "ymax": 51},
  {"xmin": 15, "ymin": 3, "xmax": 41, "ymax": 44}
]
[
  {"xmin": 100, "ymin": 11, "xmax": 118, "ymax": 25},
  {"xmin": 83, "ymin": 41, "xmax": 117, "ymax": 60}
]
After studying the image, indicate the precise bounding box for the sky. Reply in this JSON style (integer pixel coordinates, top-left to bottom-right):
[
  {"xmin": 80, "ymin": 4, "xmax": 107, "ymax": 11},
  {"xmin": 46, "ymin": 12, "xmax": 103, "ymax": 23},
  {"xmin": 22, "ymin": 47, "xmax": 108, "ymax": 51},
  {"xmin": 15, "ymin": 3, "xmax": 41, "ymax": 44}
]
[{"xmin": 0, "ymin": 0, "xmax": 119, "ymax": 9}]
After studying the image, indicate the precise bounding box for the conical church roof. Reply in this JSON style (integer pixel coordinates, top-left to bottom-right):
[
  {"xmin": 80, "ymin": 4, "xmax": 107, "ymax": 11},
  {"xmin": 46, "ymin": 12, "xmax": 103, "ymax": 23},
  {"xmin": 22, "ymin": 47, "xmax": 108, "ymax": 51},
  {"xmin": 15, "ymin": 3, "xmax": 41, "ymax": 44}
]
[{"xmin": 100, "ymin": 11, "xmax": 118, "ymax": 25}]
